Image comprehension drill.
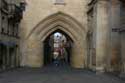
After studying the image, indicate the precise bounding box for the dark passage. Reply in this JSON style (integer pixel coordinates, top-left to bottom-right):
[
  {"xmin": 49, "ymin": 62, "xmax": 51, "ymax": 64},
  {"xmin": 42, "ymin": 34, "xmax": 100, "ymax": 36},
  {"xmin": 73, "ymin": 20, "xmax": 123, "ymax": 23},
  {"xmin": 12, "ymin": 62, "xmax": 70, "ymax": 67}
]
[{"xmin": 43, "ymin": 29, "xmax": 73, "ymax": 66}]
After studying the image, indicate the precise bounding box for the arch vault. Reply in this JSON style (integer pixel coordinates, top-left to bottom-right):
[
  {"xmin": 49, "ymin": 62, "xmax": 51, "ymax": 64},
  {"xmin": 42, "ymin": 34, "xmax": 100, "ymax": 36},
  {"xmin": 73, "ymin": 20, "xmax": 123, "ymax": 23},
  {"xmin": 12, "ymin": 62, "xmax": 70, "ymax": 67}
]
[{"xmin": 22, "ymin": 12, "xmax": 87, "ymax": 68}]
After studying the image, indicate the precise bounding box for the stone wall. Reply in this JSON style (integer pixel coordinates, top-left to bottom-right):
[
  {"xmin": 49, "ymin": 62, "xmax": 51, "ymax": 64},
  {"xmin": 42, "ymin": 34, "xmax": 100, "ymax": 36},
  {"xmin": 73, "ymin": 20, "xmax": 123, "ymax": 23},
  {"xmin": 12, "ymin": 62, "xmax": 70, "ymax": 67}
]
[
  {"xmin": 21, "ymin": 0, "xmax": 88, "ymax": 38},
  {"xmin": 120, "ymin": 1, "xmax": 125, "ymax": 72},
  {"xmin": 20, "ymin": 0, "xmax": 125, "ymax": 73},
  {"xmin": 20, "ymin": 0, "xmax": 89, "ymax": 68},
  {"xmin": 109, "ymin": 0, "xmax": 121, "ymax": 72}
]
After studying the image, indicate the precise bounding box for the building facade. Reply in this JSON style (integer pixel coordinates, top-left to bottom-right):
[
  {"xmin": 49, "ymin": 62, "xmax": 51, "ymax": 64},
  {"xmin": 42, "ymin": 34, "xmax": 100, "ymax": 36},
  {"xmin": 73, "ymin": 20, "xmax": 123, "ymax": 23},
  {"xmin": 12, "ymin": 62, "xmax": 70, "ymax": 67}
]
[
  {"xmin": 0, "ymin": 0, "xmax": 25, "ymax": 71},
  {"xmin": 0, "ymin": 0, "xmax": 124, "ymax": 77},
  {"xmin": 20, "ymin": 0, "xmax": 125, "ymax": 75},
  {"xmin": 87, "ymin": 0, "xmax": 125, "ymax": 74},
  {"xmin": 20, "ymin": 0, "xmax": 88, "ymax": 68}
]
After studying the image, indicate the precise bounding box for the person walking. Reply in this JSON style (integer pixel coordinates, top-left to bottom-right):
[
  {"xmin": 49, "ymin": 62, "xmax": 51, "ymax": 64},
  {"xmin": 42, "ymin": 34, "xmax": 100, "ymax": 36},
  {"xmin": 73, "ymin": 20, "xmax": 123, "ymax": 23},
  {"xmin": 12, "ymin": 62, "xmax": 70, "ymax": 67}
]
[{"xmin": 53, "ymin": 51, "xmax": 59, "ymax": 66}]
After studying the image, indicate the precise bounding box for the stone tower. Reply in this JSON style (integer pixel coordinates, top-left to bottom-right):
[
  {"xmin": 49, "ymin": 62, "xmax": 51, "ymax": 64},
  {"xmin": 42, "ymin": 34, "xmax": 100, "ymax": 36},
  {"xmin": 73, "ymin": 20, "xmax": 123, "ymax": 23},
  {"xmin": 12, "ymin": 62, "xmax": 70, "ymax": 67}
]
[
  {"xmin": 20, "ymin": 0, "xmax": 125, "ymax": 74},
  {"xmin": 20, "ymin": 0, "xmax": 88, "ymax": 68}
]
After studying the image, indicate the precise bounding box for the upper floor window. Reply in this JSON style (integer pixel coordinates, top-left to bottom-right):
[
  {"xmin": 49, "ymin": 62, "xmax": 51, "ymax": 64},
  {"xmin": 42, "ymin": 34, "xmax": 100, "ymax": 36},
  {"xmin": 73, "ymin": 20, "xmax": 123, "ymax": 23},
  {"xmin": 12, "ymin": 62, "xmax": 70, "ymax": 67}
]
[
  {"xmin": 1, "ymin": 0, "xmax": 8, "ymax": 11},
  {"xmin": 53, "ymin": 0, "xmax": 65, "ymax": 5}
]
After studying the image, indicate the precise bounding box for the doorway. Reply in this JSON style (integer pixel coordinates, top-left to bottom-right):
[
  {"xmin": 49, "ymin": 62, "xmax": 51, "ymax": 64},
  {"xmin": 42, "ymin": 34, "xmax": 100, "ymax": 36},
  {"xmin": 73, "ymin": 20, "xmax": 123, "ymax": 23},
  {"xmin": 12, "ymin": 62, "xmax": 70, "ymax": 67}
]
[{"xmin": 43, "ymin": 29, "xmax": 73, "ymax": 66}]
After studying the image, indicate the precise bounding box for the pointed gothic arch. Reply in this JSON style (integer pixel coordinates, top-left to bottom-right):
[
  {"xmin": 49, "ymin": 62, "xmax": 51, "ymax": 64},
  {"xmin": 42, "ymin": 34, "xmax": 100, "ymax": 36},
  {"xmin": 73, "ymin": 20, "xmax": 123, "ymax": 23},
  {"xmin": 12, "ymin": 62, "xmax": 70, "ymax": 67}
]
[
  {"xmin": 43, "ymin": 28, "xmax": 73, "ymax": 66},
  {"xmin": 23, "ymin": 12, "xmax": 87, "ymax": 68},
  {"xmin": 27, "ymin": 12, "xmax": 86, "ymax": 40}
]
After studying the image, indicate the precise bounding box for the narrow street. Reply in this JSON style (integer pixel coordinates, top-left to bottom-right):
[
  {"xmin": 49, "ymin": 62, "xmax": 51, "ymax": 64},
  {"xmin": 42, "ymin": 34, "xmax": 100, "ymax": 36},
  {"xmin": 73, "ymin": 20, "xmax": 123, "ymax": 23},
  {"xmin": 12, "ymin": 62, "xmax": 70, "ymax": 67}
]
[{"xmin": 0, "ymin": 65, "xmax": 124, "ymax": 83}]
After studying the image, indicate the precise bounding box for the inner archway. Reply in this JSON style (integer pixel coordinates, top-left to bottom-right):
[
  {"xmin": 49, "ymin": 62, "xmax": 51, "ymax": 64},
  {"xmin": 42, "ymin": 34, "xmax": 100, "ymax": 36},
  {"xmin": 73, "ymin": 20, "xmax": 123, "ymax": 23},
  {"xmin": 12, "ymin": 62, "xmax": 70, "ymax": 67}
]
[
  {"xmin": 43, "ymin": 29, "xmax": 73, "ymax": 66},
  {"xmin": 22, "ymin": 12, "xmax": 87, "ymax": 68}
]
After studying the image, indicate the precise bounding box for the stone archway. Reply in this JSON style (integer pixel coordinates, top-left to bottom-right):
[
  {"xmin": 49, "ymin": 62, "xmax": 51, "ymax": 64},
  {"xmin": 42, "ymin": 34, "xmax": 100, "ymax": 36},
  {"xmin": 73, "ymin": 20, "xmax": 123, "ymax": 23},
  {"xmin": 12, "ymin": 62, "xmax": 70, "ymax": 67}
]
[
  {"xmin": 43, "ymin": 28, "xmax": 73, "ymax": 66},
  {"xmin": 22, "ymin": 12, "xmax": 87, "ymax": 68}
]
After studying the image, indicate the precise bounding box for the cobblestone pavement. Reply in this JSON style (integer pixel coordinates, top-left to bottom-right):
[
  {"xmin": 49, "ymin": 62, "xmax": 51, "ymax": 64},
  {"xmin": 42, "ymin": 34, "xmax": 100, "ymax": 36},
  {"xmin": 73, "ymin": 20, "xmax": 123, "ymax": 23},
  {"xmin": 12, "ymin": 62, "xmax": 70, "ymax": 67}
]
[{"xmin": 0, "ymin": 65, "xmax": 124, "ymax": 83}]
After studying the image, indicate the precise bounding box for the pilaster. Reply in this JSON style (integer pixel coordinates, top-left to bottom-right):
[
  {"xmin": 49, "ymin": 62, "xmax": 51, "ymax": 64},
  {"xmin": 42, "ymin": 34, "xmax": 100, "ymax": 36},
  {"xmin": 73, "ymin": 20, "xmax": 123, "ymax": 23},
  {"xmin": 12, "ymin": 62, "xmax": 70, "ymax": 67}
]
[{"xmin": 96, "ymin": 0, "xmax": 111, "ymax": 72}]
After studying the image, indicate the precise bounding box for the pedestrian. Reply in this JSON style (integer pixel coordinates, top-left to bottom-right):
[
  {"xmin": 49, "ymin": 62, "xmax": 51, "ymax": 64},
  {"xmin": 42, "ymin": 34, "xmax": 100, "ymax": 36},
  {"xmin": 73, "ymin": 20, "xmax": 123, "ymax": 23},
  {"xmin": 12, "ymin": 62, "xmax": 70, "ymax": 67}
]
[{"xmin": 53, "ymin": 51, "xmax": 59, "ymax": 66}]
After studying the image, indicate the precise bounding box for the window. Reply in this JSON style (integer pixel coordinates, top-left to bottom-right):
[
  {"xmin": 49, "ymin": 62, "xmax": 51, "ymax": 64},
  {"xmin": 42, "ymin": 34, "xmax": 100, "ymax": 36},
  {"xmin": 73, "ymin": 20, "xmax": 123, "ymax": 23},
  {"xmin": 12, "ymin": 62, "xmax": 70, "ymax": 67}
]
[
  {"xmin": 1, "ymin": 28, "xmax": 4, "ymax": 34},
  {"xmin": 1, "ymin": 15, "xmax": 8, "ymax": 34},
  {"xmin": 53, "ymin": 0, "xmax": 65, "ymax": 5}
]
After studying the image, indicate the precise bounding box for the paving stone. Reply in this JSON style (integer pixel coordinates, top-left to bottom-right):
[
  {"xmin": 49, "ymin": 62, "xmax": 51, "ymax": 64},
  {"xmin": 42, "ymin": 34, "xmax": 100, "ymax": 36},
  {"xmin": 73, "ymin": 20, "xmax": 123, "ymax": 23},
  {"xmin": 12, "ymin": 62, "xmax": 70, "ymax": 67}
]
[{"xmin": 0, "ymin": 66, "xmax": 124, "ymax": 83}]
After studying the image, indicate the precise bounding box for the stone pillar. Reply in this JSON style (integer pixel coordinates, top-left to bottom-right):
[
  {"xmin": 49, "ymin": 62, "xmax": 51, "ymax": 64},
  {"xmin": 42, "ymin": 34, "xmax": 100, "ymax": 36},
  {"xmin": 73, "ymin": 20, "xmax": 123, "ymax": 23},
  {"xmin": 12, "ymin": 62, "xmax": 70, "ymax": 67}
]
[
  {"xmin": 0, "ymin": 8, "xmax": 1, "ymax": 34},
  {"xmin": 2, "ymin": 46, "xmax": 5, "ymax": 69},
  {"xmin": 16, "ymin": 46, "xmax": 19, "ymax": 67},
  {"xmin": 71, "ymin": 42, "xmax": 85, "ymax": 68},
  {"xmin": 2, "ymin": 46, "xmax": 7, "ymax": 69},
  {"xmin": 96, "ymin": 0, "xmax": 110, "ymax": 72},
  {"xmin": 7, "ymin": 46, "xmax": 10, "ymax": 68},
  {"xmin": 120, "ymin": 32, "xmax": 125, "ymax": 78},
  {"xmin": 120, "ymin": 0, "xmax": 125, "ymax": 78},
  {"xmin": 10, "ymin": 48, "xmax": 13, "ymax": 68},
  {"xmin": 11, "ymin": 47, "xmax": 15, "ymax": 68},
  {"xmin": 110, "ymin": 0, "xmax": 121, "ymax": 72},
  {"xmin": 0, "ymin": 0, "xmax": 1, "ymax": 34}
]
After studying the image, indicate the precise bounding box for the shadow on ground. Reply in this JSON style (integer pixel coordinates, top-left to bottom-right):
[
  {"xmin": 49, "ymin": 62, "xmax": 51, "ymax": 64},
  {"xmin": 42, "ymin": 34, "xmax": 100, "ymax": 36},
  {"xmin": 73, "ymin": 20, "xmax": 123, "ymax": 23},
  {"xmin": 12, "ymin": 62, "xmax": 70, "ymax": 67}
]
[{"xmin": 0, "ymin": 65, "xmax": 124, "ymax": 83}]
